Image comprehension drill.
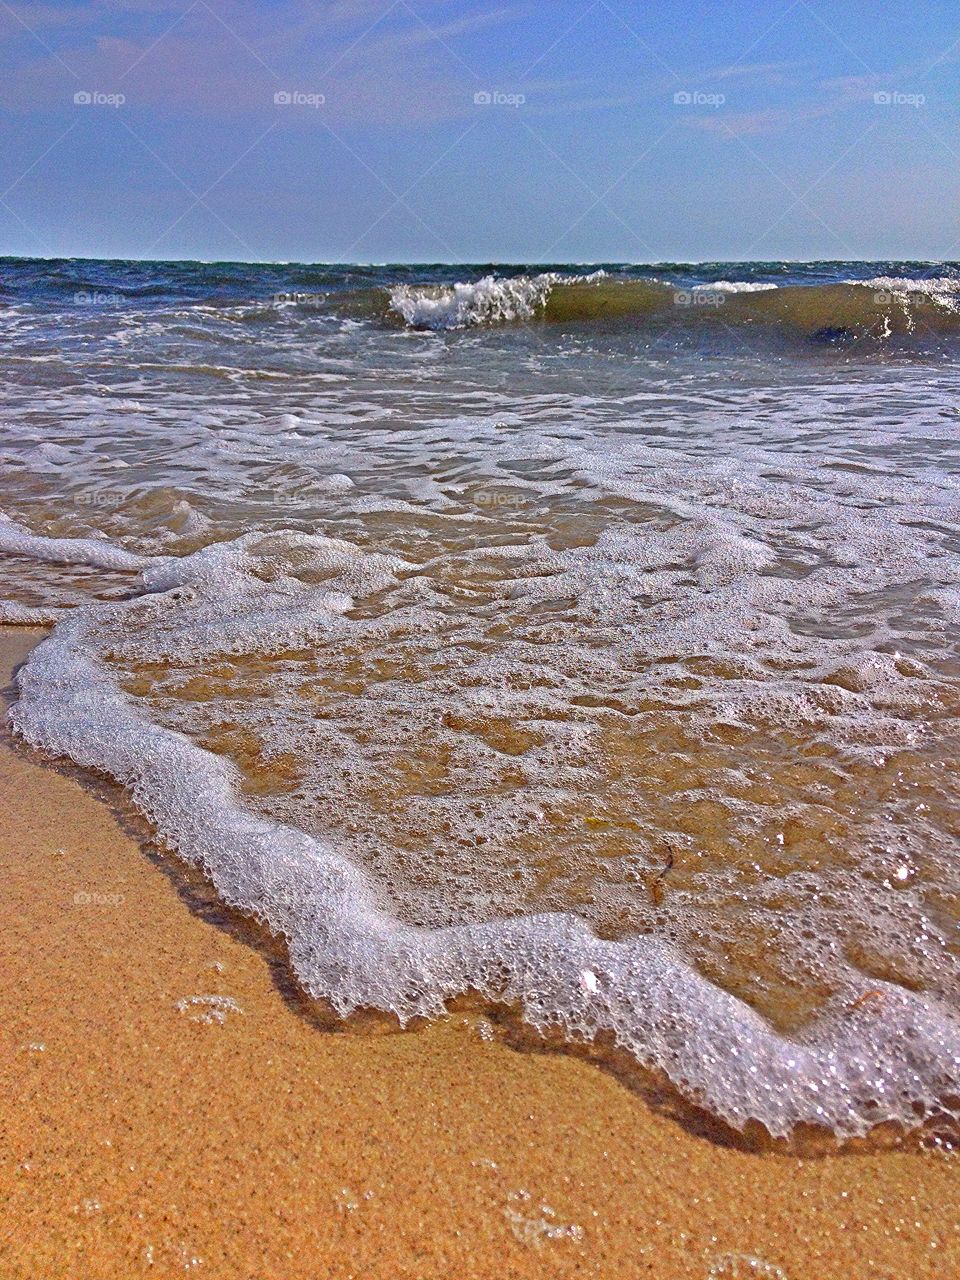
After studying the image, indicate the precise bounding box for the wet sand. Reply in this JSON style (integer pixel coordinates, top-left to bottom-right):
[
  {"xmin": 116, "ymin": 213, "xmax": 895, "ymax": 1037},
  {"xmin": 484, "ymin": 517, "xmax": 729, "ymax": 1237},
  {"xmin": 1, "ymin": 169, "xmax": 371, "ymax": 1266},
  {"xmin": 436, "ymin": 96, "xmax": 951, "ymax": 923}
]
[{"xmin": 1, "ymin": 624, "xmax": 957, "ymax": 1280}]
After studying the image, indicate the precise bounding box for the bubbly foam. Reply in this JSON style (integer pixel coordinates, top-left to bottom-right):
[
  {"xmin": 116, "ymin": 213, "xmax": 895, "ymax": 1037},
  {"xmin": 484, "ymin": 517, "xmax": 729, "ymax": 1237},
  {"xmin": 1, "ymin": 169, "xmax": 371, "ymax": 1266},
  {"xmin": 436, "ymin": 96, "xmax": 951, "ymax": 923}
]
[
  {"xmin": 8, "ymin": 504, "xmax": 960, "ymax": 1140},
  {"xmin": 0, "ymin": 598, "xmax": 70, "ymax": 624},
  {"xmin": 0, "ymin": 513, "xmax": 150, "ymax": 571}
]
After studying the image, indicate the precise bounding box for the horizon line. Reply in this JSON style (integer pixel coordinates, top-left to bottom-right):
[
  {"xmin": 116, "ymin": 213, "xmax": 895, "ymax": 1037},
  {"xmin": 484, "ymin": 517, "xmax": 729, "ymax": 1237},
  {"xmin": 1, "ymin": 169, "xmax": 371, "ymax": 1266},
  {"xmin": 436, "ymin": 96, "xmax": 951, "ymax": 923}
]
[{"xmin": 1, "ymin": 254, "xmax": 955, "ymax": 268}]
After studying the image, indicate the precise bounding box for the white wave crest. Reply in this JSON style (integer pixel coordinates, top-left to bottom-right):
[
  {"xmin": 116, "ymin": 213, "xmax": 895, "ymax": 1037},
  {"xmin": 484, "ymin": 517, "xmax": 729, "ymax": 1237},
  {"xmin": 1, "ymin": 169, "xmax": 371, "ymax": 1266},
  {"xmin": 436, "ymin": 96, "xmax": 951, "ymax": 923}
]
[
  {"xmin": 691, "ymin": 280, "xmax": 779, "ymax": 293},
  {"xmin": 857, "ymin": 276, "xmax": 960, "ymax": 312},
  {"xmin": 388, "ymin": 272, "xmax": 602, "ymax": 330},
  {"xmin": 389, "ymin": 274, "xmax": 553, "ymax": 329}
]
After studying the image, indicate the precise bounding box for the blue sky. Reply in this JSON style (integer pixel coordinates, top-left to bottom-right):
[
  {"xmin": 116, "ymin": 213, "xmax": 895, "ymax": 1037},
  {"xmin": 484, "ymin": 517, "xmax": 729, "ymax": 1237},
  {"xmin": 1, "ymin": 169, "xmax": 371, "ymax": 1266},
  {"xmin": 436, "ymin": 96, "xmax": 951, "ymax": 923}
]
[{"xmin": 1, "ymin": 0, "xmax": 959, "ymax": 262}]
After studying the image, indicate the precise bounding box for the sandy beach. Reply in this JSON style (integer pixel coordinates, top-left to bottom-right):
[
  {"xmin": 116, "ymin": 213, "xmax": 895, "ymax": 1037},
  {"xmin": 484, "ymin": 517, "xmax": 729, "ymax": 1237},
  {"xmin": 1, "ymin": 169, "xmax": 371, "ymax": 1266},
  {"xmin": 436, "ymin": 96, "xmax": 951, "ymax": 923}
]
[{"xmin": 0, "ymin": 625, "xmax": 956, "ymax": 1280}]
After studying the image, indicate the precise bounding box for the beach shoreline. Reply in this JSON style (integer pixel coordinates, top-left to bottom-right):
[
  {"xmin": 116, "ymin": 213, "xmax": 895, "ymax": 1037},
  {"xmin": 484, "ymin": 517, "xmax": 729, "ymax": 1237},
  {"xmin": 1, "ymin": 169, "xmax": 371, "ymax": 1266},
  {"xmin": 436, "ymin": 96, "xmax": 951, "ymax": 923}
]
[{"xmin": 1, "ymin": 624, "xmax": 958, "ymax": 1279}]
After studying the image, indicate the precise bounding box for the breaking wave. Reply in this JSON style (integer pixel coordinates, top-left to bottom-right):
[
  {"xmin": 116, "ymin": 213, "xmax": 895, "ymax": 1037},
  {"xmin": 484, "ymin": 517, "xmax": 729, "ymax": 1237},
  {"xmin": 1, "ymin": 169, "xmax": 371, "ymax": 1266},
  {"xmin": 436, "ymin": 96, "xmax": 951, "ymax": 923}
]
[{"xmin": 386, "ymin": 272, "xmax": 960, "ymax": 340}]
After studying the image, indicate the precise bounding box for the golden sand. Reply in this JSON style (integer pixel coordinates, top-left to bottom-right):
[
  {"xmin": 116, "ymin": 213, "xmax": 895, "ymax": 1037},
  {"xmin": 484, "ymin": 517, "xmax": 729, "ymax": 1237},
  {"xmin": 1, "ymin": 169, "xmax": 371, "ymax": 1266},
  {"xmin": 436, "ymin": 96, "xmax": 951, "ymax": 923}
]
[{"xmin": 1, "ymin": 626, "xmax": 958, "ymax": 1280}]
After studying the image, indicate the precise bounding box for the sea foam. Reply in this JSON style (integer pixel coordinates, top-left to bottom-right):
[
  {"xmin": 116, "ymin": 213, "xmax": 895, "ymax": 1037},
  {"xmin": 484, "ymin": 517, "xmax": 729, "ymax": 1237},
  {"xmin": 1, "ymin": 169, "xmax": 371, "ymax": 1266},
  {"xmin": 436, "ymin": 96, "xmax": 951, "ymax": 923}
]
[{"xmin": 7, "ymin": 518, "xmax": 960, "ymax": 1141}]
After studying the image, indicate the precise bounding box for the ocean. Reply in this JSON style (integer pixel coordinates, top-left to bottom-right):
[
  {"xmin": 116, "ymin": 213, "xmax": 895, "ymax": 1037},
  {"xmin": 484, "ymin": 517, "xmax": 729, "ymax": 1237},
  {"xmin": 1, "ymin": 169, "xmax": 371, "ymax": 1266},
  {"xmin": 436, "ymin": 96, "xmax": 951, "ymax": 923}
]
[{"xmin": 1, "ymin": 257, "xmax": 959, "ymax": 1142}]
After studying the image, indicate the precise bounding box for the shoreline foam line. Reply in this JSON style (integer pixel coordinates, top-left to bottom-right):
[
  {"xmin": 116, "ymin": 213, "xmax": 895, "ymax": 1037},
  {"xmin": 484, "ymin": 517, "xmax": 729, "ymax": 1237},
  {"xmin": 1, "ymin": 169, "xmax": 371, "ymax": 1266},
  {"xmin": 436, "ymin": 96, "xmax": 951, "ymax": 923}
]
[{"xmin": 4, "ymin": 522, "xmax": 960, "ymax": 1141}]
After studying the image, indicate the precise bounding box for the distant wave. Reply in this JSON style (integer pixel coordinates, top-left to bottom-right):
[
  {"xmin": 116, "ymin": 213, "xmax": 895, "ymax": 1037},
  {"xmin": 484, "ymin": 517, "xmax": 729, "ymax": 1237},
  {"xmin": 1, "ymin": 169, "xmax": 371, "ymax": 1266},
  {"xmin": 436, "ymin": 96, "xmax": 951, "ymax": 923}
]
[
  {"xmin": 387, "ymin": 271, "xmax": 605, "ymax": 329},
  {"xmin": 384, "ymin": 273, "xmax": 960, "ymax": 340}
]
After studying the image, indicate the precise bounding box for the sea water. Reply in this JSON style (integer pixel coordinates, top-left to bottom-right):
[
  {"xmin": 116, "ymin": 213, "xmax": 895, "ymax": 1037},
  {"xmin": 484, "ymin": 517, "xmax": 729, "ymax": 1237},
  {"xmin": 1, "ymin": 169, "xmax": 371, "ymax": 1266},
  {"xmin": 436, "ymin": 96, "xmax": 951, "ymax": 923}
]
[{"xmin": 2, "ymin": 257, "xmax": 959, "ymax": 1140}]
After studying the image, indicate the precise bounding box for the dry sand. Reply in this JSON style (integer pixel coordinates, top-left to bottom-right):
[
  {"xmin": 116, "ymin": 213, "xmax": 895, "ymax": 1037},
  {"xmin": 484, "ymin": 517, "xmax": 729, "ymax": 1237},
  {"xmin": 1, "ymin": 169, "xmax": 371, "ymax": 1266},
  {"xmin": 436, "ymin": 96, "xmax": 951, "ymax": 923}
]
[{"xmin": 1, "ymin": 625, "xmax": 957, "ymax": 1280}]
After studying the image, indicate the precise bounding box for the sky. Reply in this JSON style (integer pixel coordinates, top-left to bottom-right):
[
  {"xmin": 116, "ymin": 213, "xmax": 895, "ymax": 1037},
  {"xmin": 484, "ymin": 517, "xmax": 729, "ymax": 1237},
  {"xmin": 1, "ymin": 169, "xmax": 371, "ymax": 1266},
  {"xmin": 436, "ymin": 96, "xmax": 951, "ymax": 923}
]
[{"xmin": 1, "ymin": 0, "xmax": 959, "ymax": 263}]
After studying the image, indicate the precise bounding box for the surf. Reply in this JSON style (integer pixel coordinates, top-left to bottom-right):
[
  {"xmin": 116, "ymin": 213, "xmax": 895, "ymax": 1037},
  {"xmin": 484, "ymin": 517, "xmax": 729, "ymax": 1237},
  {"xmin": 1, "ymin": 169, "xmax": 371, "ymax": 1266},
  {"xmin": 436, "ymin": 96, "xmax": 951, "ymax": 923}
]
[{"xmin": 384, "ymin": 272, "xmax": 960, "ymax": 342}]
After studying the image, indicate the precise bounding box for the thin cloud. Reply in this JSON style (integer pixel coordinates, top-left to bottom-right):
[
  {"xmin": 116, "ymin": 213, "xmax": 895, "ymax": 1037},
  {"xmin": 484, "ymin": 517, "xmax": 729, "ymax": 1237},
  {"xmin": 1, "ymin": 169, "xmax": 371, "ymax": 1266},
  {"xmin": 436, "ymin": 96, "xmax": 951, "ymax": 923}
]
[
  {"xmin": 711, "ymin": 59, "xmax": 807, "ymax": 83},
  {"xmin": 688, "ymin": 101, "xmax": 847, "ymax": 137}
]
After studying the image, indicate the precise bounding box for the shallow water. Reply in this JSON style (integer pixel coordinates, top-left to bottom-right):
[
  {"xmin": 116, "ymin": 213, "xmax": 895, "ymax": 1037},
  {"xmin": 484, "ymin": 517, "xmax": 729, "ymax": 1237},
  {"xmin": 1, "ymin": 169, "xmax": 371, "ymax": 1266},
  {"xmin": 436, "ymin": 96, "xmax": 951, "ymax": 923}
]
[{"xmin": 2, "ymin": 257, "xmax": 960, "ymax": 1139}]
